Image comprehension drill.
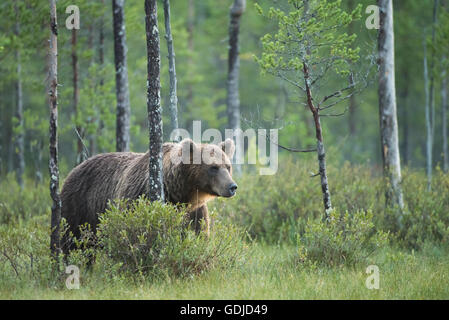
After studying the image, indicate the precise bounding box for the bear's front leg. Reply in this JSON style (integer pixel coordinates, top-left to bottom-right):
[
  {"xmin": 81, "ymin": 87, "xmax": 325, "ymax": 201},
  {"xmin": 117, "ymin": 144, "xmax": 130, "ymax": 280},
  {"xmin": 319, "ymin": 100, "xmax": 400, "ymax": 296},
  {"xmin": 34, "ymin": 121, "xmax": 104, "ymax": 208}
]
[{"xmin": 188, "ymin": 205, "xmax": 210, "ymax": 237}]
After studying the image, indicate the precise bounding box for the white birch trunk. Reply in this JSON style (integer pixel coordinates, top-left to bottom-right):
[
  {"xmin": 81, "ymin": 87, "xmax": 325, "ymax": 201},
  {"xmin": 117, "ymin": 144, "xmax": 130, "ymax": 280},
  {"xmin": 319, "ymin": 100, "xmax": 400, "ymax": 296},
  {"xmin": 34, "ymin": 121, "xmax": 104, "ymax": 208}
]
[
  {"xmin": 378, "ymin": 0, "xmax": 404, "ymax": 210},
  {"xmin": 113, "ymin": 0, "xmax": 131, "ymax": 152},
  {"xmin": 49, "ymin": 0, "xmax": 62, "ymax": 257},
  {"xmin": 163, "ymin": 0, "xmax": 179, "ymax": 134},
  {"xmin": 145, "ymin": 0, "xmax": 164, "ymax": 202},
  {"xmin": 443, "ymin": 70, "xmax": 448, "ymax": 172},
  {"xmin": 14, "ymin": 0, "xmax": 24, "ymax": 189},
  {"xmin": 424, "ymin": 40, "xmax": 432, "ymax": 190},
  {"xmin": 227, "ymin": 0, "xmax": 246, "ymax": 173}
]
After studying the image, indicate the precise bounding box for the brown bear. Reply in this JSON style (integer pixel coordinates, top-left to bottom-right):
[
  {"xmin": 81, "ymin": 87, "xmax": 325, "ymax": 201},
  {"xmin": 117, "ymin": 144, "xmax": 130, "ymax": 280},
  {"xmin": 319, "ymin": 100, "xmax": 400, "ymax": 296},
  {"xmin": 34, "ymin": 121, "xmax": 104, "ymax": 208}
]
[{"xmin": 60, "ymin": 138, "xmax": 237, "ymax": 253}]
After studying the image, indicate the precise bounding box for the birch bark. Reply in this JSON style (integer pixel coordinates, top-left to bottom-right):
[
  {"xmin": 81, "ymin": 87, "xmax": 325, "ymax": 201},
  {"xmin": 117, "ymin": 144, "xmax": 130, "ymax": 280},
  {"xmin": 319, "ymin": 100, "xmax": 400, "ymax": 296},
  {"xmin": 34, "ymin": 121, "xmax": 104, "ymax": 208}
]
[
  {"xmin": 227, "ymin": 0, "xmax": 246, "ymax": 172},
  {"xmin": 113, "ymin": 0, "xmax": 131, "ymax": 152},
  {"xmin": 49, "ymin": 0, "xmax": 62, "ymax": 257},
  {"xmin": 163, "ymin": 0, "xmax": 179, "ymax": 133},
  {"xmin": 145, "ymin": 0, "xmax": 164, "ymax": 202},
  {"xmin": 378, "ymin": 0, "xmax": 404, "ymax": 209}
]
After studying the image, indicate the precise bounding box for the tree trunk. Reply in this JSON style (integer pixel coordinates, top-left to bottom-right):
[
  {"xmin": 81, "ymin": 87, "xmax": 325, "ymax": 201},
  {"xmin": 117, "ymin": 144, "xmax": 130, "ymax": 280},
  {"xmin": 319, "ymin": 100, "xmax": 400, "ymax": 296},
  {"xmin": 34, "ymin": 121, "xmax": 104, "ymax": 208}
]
[
  {"xmin": 113, "ymin": 0, "xmax": 131, "ymax": 152},
  {"xmin": 98, "ymin": 0, "xmax": 106, "ymax": 153},
  {"xmin": 227, "ymin": 0, "xmax": 246, "ymax": 173},
  {"xmin": 49, "ymin": 0, "xmax": 62, "ymax": 258},
  {"xmin": 424, "ymin": 39, "xmax": 432, "ymax": 190},
  {"xmin": 443, "ymin": 70, "xmax": 448, "ymax": 172},
  {"xmin": 442, "ymin": 0, "xmax": 449, "ymax": 173},
  {"xmin": 163, "ymin": 0, "xmax": 179, "ymax": 134},
  {"xmin": 145, "ymin": 0, "xmax": 164, "ymax": 202},
  {"xmin": 303, "ymin": 63, "xmax": 332, "ymax": 215},
  {"xmin": 14, "ymin": 0, "xmax": 24, "ymax": 189},
  {"xmin": 32, "ymin": 140, "xmax": 43, "ymax": 186},
  {"xmin": 87, "ymin": 24, "xmax": 96, "ymax": 156},
  {"xmin": 72, "ymin": 28, "xmax": 84, "ymax": 164},
  {"xmin": 347, "ymin": 0, "xmax": 357, "ymax": 136},
  {"xmin": 377, "ymin": 0, "xmax": 404, "ymax": 210},
  {"xmin": 99, "ymin": 0, "xmax": 105, "ymax": 78},
  {"xmin": 427, "ymin": 0, "xmax": 438, "ymax": 189},
  {"xmin": 0, "ymin": 109, "xmax": 2, "ymax": 179},
  {"xmin": 186, "ymin": 0, "xmax": 195, "ymax": 107},
  {"xmin": 400, "ymin": 75, "xmax": 409, "ymax": 166},
  {"xmin": 430, "ymin": 0, "xmax": 438, "ymax": 152}
]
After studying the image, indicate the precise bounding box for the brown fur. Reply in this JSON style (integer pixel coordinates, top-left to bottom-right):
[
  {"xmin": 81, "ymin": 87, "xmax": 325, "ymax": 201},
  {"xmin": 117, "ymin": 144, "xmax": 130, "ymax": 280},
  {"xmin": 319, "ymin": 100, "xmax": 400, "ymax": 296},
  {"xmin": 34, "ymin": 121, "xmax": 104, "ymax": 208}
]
[{"xmin": 61, "ymin": 138, "xmax": 236, "ymax": 252}]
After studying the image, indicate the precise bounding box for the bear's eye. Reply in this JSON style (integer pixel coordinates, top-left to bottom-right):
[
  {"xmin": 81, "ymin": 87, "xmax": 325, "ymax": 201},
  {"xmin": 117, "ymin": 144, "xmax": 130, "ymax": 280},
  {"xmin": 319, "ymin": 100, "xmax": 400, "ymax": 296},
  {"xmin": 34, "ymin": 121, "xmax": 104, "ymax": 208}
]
[{"xmin": 209, "ymin": 166, "xmax": 219, "ymax": 174}]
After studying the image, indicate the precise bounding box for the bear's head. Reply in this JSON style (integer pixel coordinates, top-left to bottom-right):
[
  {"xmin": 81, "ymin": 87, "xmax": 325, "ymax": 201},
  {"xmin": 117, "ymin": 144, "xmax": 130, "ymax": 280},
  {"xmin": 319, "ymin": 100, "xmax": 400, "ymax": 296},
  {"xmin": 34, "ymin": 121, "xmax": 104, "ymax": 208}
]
[{"xmin": 178, "ymin": 138, "xmax": 238, "ymax": 200}]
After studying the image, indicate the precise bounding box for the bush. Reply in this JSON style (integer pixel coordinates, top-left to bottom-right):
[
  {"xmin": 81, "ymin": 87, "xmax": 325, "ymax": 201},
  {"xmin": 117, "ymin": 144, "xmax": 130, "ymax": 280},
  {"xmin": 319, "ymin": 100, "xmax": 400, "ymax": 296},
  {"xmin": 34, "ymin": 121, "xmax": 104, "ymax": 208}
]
[
  {"xmin": 95, "ymin": 197, "xmax": 248, "ymax": 279},
  {"xmin": 0, "ymin": 173, "xmax": 50, "ymax": 224},
  {"xmin": 398, "ymin": 167, "xmax": 449, "ymax": 248},
  {"xmin": 296, "ymin": 209, "xmax": 388, "ymax": 267},
  {"xmin": 0, "ymin": 214, "xmax": 56, "ymax": 287},
  {"xmin": 213, "ymin": 156, "xmax": 449, "ymax": 249},
  {"xmin": 211, "ymin": 156, "xmax": 382, "ymax": 244}
]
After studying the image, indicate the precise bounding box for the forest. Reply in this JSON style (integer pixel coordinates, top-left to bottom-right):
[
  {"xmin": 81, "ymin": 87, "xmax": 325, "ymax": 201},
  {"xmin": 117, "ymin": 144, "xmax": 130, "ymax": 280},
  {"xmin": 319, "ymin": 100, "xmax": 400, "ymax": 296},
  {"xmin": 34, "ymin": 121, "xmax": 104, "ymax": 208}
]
[{"xmin": 0, "ymin": 0, "xmax": 449, "ymax": 301}]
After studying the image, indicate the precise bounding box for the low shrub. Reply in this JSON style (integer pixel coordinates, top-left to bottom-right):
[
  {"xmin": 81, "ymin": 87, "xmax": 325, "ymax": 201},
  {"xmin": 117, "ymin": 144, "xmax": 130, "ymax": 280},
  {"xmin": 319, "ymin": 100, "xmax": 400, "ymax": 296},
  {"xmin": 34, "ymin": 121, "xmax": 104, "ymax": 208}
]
[
  {"xmin": 398, "ymin": 167, "xmax": 449, "ymax": 248},
  {"xmin": 296, "ymin": 209, "xmax": 389, "ymax": 267},
  {"xmin": 0, "ymin": 173, "xmax": 50, "ymax": 224},
  {"xmin": 95, "ymin": 197, "xmax": 248, "ymax": 279},
  {"xmin": 213, "ymin": 156, "xmax": 449, "ymax": 249},
  {"xmin": 212, "ymin": 157, "xmax": 382, "ymax": 244},
  {"xmin": 0, "ymin": 214, "xmax": 56, "ymax": 286}
]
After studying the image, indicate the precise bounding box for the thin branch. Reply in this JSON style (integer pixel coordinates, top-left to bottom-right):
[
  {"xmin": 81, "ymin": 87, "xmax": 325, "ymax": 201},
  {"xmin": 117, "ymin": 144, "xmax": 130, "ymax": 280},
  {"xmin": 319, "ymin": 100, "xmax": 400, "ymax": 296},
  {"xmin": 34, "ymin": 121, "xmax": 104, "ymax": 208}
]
[
  {"xmin": 318, "ymin": 83, "xmax": 355, "ymax": 107},
  {"xmin": 319, "ymin": 93, "xmax": 355, "ymax": 111},
  {"xmin": 74, "ymin": 127, "xmax": 90, "ymax": 159},
  {"xmin": 319, "ymin": 106, "xmax": 349, "ymax": 117},
  {"xmin": 277, "ymin": 71, "xmax": 306, "ymax": 91},
  {"xmin": 2, "ymin": 250, "xmax": 20, "ymax": 278},
  {"xmin": 276, "ymin": 143, "xmax": 317, "ymax": 153}
]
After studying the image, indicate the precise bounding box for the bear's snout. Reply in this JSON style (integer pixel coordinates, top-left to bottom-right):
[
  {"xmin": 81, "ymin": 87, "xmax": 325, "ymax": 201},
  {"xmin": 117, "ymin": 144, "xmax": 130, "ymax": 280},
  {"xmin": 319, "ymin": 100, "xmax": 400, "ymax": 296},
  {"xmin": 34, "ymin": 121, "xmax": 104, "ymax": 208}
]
[{"xmin": 227, "ymin": 183, "xmax": 238, "ymax": 197}]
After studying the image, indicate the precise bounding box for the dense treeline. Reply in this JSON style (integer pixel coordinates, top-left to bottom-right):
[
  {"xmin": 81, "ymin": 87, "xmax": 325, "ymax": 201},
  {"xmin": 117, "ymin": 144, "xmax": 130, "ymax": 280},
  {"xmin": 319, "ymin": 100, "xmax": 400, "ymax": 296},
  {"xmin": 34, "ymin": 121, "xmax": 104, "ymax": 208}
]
[
  {"xmin": 1, "ymin": 0, "xmax": 449, "ymax": 300},
  {"xmin": 0, "ymin": 0, "xmax": 448, "ymax": 182}
]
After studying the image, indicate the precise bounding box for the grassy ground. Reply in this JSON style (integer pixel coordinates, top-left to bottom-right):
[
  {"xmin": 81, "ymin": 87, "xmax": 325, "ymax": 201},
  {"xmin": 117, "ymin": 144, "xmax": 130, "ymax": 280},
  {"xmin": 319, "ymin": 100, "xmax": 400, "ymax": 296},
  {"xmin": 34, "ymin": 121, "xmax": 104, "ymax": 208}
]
[
  {"xmin": 1, "ymin": 164, "xmax": 449, "ymax": 300},
  {"xmin": 1, "ymin": 244, "xmax": 448, "ymax": 300}
]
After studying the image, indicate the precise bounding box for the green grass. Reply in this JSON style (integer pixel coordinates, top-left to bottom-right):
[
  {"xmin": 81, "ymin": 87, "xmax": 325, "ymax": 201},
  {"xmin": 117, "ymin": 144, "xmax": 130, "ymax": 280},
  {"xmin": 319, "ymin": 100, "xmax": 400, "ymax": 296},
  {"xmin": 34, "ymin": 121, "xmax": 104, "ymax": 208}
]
[
  {"xmin": 1, "ymin": 244, "xmax": 448, "ymax": 300},
  {"xmin": 1, "ymin": 162, "xmax": 449, "ymax": 300}
]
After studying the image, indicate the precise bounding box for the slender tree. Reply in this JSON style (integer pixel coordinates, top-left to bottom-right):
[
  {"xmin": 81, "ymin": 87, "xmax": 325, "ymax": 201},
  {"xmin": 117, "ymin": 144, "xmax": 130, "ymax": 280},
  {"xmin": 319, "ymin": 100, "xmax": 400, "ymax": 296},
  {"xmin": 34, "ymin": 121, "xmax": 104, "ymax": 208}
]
[
  {"xmin": 0, "ymin": 112, "xmax": 2, "ymax": 179},
  {"xmin": 112, "ymin": 0, "xmax": 131, "ymax": 152},
  {"xmin": 256, "ymin": 0, "xmax": 363, "ymax": 216},
  {"xmin": 48, "ymin": 0, "xmax": 61, "ymax": 257},
  {"xmin": 227, "ymin": 0, "xmax": 246, "ymax": 173},
  {"xmin": 145, "ymin": 0, "xmax": 164, "ymax": 202},
  {"xmin": 14, "ymin": 0, "xmax": 24, "ymax": 189},
  {"xmin": 163, "ymin": 0, "xmax": 179, "ymax": 133},
  {"xmin": 186, "ymin": 0, "xmax": 195, "ymax": 107},
  {"xmin": 347, "ymin": 0, "xmax": 357, "ymax": 136},
  {"xmin": 443, "ymin": 70, "xmax": 448, "ymax": 172},
  {"xmin": 87, "ymin": 23, "xmax": 95, "ymax": 156},
  {"xmin": 424, "ymin": 37, "xmax": 432, "ymax": 183},
  {"xmin": 378, "ymin": 0, "xmax": 404, "ymax": 210},
  {"xmin": 71, "ymin": 27, "xmax": 84, "ymax": 164},
  {"xmin": 400, "ymin": 70, "xmax": 410, "ymax": 165},
  {"xmin": 439, "ymin": 0, "xmax": 449, "ymax": 172},
  {"xmin": 96, "ymin": 0, "xmax": 106, "ymax": 154},
  {"xmin": 99, "ymin": 0, "xmax": 105, "ymax": 79},
  {"xmin": 424, "ymin": 0, "xmax": 439, "ymax": 190}
]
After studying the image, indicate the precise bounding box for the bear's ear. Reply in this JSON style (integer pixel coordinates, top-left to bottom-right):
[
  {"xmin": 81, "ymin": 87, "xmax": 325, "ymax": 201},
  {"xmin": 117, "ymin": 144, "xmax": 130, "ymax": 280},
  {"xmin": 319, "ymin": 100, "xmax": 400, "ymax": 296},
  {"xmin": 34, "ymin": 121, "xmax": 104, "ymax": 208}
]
[
  {"xmin": 220, "ymin": 139, "xmax": 235, "ymax": 159},
  {"xmin": 180, "ymin": 138, "xmax": 198, "ymax": 162}
]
